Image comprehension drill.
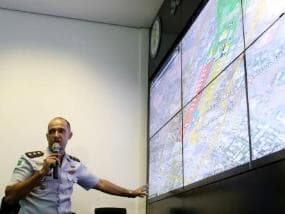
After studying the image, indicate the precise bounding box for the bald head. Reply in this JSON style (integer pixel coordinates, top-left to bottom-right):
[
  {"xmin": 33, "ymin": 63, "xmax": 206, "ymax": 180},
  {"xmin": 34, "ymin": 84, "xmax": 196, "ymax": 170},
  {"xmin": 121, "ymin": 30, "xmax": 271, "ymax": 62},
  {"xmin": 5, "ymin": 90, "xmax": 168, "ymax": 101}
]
[{"xmin": 48, "ymin": 117, "xmax": 71, "ymax": 131}]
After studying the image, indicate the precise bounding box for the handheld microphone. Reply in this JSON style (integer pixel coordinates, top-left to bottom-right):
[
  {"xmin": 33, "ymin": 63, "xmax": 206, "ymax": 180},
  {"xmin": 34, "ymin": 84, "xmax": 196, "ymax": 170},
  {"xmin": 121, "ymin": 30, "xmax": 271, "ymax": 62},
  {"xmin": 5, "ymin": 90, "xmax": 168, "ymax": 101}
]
[{"xmin": 51, "ymin": 143, "xmax": 61, "ymax": 179}]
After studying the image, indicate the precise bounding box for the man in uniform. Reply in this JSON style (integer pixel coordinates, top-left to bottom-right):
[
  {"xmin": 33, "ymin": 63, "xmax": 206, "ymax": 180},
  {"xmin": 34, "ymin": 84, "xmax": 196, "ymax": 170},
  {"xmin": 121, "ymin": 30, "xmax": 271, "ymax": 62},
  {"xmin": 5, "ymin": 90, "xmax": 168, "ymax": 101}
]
[{"xmin": 4, "ymin": 117, "xmax": 147, "ymax": 213}]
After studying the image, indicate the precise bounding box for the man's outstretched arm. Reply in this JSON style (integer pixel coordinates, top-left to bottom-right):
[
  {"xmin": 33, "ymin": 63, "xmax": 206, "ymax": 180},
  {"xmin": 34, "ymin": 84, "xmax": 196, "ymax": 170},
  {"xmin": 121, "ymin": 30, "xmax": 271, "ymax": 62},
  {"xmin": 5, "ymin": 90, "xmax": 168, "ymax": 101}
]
[{"xmin": 93, "ymin": 179, "xmax": 147, "ymax": 198}]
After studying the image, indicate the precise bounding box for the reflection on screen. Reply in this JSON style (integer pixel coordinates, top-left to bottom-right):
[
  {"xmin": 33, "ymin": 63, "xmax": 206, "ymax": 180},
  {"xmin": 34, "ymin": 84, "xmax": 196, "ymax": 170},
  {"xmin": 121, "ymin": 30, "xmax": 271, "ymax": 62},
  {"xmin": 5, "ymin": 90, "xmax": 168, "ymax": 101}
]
[
  {"xmin": 246, "ymin": 15, "xmax": 285, "ymax": 160},
  {"xmin": 243, "ymin": 0, "xmax": 285, "ymax": 46},
  {"xmin": 149, "ymin": 48, "xmax": 181, "ymax": 137},
  {"xmin": 149, "ymin": 113, "xmax": 183, "ymax": 198},
  {"xmin": 183, "ymin": 57, "xmax": 249, "ymax": 185},
  {"xmin": 182, "ymin": 0, "xmax": 243, "ymax": 105}
]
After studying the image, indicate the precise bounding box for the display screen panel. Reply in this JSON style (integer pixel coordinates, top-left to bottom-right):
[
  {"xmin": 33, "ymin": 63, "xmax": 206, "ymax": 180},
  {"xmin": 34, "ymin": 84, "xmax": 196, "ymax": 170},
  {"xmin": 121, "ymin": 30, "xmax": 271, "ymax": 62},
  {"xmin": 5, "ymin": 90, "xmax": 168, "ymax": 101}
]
[
  {"xmin": 243, "ymin": 0, "xmax": 285, "ymax": 46},
  {"xmin": 149, "ymin": 48, "xmax": 181, "ymax": 137},
  {"xmin": 148, "ymin": 113, "xmax": 183, "ymax": 198},
  {"xmin": 246, "ymin": 14, "xmax": 285, "ymax": 160},
  {"xmin": 182, "ymin": 0, "xmax": 244, "ymax": 105},
  {"xmin": 148, "ymin": 0, "xmax": 285, "ymax": 199},
  {"xmin": 183, "ymin": 56, "xmax": 250, "ymax": 185}
]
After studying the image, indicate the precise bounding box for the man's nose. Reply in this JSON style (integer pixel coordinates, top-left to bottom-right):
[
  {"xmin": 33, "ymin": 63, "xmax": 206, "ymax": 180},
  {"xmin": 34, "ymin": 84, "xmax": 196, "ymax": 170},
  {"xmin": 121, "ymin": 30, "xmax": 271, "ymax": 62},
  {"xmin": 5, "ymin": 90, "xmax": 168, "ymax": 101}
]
[{"xmin": 55, "ymin": 130, "xmax": 60, "ymax": 137}]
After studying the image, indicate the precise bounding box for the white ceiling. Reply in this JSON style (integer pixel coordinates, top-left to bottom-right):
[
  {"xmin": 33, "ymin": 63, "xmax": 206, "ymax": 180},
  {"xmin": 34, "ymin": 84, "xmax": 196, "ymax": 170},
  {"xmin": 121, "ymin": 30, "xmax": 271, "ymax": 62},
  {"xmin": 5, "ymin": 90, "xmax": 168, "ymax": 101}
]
[{"xmin": 0, "ymin": 0, "xmax": 164, "ymax": 28}]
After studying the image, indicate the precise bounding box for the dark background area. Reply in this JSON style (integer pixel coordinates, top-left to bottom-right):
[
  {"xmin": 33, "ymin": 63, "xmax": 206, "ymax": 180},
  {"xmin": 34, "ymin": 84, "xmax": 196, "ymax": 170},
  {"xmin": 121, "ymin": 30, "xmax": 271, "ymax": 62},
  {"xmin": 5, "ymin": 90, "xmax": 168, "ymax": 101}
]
[
  {"xmin": 148, "ymin": 0, "xmax": 208, "ymax": 80},
  {"xmin": 147, "ymin": 152, "xmax": 285, "ymax": 214}
]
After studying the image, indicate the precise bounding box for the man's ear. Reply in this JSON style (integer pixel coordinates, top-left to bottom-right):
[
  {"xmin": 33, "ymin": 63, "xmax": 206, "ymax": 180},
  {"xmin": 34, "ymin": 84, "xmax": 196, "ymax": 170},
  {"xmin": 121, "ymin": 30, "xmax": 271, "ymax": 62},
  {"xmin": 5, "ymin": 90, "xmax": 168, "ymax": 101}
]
[{"xmin": 69, "ymin": 132, "xmax": 73, "ymax": 139}]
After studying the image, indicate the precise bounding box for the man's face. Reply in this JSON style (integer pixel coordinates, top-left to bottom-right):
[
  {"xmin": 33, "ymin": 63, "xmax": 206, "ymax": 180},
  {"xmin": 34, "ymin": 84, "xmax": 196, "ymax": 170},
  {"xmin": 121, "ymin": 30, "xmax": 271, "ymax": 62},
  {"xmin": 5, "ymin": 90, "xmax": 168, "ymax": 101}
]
[{"xmin": 46, "ymin": 118, "xmax": 73, "ymax": 153}]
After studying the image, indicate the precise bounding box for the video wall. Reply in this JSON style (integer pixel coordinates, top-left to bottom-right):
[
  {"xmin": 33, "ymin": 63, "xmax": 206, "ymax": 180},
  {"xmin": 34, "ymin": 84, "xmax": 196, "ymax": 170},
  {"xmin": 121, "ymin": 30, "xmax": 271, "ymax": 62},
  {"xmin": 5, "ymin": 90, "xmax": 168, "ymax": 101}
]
[{"xmin": 149, "ymin": 0, "xmax": 285, "ymax": 198}]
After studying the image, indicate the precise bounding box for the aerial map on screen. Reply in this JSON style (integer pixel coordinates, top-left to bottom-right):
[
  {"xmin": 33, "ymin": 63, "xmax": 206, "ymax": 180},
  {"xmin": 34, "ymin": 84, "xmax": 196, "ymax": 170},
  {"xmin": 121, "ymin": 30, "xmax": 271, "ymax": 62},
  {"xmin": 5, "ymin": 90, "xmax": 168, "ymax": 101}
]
[
  {"xmin": 149, "ymin": 48, "xmax": 181, "ymax": 137},
  {"xmin": 148, "ymin": 0, "xmax": 285, "ymax": 198},
  {"xmin": 246, "ymin": 14, "xmax": 285, "ymax": 160},
  {"xmin": 148, "ymin": 113, "xmax": 183, "ymax": 198},
  {"xmin": 183, "ymin": 57, "xmax": 250, "ymax": 185},
  {"xmin": 182, "ymin": 0, "xmax": 243, "ymax": 105}
]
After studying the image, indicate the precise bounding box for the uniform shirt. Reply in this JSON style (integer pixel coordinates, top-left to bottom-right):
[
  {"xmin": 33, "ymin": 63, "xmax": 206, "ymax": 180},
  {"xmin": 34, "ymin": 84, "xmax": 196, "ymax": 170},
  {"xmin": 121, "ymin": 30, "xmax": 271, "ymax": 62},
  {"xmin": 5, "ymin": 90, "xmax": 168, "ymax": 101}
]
[{"xmin": 10, "ymin": 148, "xmax": 99, "ymax": 214}]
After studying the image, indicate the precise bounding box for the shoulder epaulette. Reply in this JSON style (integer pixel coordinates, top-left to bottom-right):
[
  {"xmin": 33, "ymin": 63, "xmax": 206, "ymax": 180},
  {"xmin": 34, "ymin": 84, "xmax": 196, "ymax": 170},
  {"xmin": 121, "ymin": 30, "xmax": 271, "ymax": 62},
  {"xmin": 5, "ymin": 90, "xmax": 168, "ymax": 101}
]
[
  {"xmin": 69, "ymin": 155, "xmax": 80, "ymax": 162},
  {"xmin": 25, "ymin": 151, "xmax": 44, "ymax": 159}
]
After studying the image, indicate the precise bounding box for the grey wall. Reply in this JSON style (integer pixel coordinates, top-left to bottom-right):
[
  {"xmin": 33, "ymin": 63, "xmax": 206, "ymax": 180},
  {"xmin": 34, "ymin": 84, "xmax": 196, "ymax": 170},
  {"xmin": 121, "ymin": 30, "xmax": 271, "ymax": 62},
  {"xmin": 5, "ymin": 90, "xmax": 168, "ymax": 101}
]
[{"xmin": 0, "ymin": 8, "xmax": 148, "ymax": 214}]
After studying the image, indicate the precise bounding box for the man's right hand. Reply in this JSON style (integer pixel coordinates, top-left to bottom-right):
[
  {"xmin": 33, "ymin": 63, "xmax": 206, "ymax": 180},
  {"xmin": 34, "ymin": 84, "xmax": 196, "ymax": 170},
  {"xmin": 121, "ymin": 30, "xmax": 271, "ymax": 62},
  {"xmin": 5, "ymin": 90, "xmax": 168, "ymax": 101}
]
[{"xmin": 40, "ymin": 154, "xmax": 62, "ymax": 176}]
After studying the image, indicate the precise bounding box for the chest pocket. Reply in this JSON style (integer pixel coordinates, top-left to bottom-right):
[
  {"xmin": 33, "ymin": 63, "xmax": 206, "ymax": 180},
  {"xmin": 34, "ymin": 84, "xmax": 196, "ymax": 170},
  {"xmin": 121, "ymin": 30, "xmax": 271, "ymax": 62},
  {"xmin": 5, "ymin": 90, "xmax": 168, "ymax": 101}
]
[
  {"xmin": 41, "ymin": 173, "xmax": 57, "ymax": 185},
  {"xmin": 66, "ymin": 172, "xmax": 78, "ymax": 184},
  {"xmin": 34, "ymin": 174, "xmax": 57, "ymax": 196},
  {"xmin": 58, "ymin": 170, "xmax": 77, "ymax": 195}
]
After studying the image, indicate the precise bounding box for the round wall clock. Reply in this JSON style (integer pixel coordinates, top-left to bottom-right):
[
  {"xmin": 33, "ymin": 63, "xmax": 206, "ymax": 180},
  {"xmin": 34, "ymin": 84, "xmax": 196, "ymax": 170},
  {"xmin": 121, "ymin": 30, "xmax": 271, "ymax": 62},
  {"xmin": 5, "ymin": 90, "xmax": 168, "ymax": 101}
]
[{"xmin": 150, "ymin": 16, "xmax": 162, "ymax": 58}]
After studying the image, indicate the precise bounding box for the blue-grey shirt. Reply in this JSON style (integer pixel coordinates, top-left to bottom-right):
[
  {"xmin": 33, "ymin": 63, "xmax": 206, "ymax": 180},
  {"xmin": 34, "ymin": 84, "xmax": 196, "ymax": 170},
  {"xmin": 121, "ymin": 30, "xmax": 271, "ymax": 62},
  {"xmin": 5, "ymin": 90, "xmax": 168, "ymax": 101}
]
[{"xmin": 10, "ymin": 148, "xmax": 99, "ymax": 214}]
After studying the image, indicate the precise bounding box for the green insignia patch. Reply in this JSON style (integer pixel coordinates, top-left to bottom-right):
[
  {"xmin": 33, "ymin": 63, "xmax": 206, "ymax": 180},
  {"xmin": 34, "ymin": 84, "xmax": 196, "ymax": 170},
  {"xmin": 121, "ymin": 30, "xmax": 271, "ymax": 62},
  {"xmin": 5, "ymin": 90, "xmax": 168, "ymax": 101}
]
[{"xmin": 17, "ymin": 160, "xmax": 23, "ymax": 166}]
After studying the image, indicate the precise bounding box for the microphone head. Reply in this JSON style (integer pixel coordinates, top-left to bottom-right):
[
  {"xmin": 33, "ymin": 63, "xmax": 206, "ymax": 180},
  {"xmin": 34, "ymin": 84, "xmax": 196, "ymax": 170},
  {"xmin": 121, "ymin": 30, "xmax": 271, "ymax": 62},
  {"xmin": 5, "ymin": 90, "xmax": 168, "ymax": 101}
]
[{"xmin": 51, "ymin": 142, "xmax": 61, "ymax": 153}]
